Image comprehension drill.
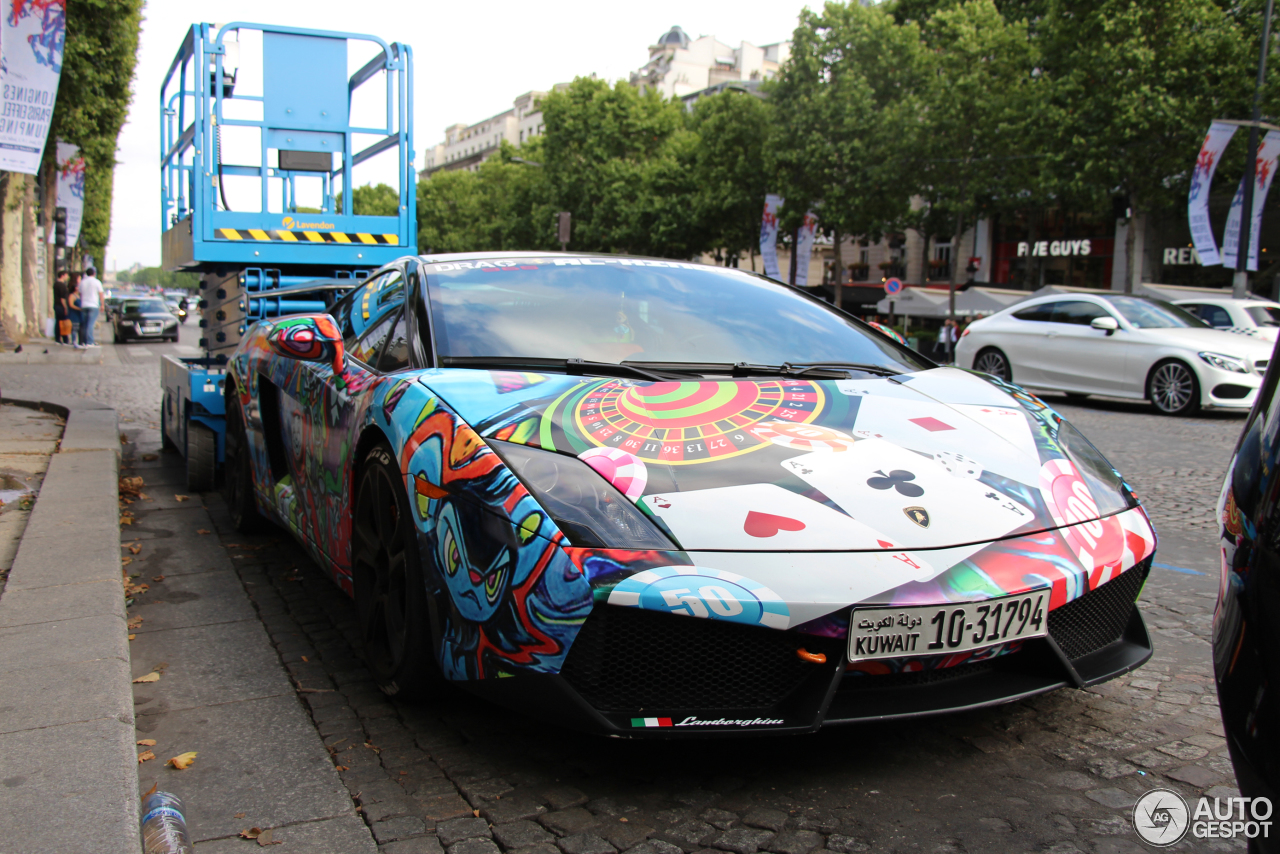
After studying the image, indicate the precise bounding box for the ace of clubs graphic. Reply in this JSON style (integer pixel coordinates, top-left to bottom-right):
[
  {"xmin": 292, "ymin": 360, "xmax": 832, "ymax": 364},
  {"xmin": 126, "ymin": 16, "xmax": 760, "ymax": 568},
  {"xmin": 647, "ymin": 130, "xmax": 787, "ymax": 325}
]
[{"xmin": 781, "ymin": 438, "xmax": 1033, "ymax": 550}]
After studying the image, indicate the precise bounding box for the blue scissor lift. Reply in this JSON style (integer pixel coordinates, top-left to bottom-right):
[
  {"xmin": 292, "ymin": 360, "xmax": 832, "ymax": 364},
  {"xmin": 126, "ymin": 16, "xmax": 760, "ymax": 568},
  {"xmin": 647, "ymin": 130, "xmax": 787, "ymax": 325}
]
[{"xmin": 158, "ymin": 22, "xmax": 417, "ymax": 489}]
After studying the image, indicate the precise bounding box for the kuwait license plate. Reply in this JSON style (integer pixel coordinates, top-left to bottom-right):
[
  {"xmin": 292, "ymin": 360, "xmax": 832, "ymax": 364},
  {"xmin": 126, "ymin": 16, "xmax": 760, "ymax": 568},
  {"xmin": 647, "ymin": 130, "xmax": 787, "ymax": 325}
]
[{"xmin": 848, "ymin": 590, "xmax": 1049, "ymax": 662}]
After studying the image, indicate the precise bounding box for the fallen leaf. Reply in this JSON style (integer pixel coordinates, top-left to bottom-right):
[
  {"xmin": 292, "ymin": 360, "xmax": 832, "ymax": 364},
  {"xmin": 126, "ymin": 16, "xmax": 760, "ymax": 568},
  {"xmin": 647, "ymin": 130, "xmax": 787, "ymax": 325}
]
[
  {"xmin": 300, "ymin": 656, "xmax": 308, "ymax": 662},
  {"xmin": 239, "ymin": 827, "xmax": 263, "ymax": 840},
  {"xmin": 141, "ymin": 453, "xmax": 158, "ymax": 461},
  {"xmin": 136, "ymin": 739, "xmax": 156, "ymax": 746},
  {"xmin": 144, "ymin": 782, "xmax": 158, "ymax": 798},
  {"xmin": 196, "ymin": 529, "xmax": 210, "ymax": 535},
  {"xmin": 473, "ymin": 809, "xmax": 481, "ymax": 817},
  {"xmin": 127, "ymin": 634, "xmax": 136, "ymax": 641},
  {"xmin": 167, "ymin": 751, "xmax": 197, "ymax": 770},
  {"xmin": 399, "ymin": 770, "xmax": 408, "ymax": 776},
  {"xmin": 153, "ymin": 662, "xmax": 169, "ymax": 672},
  {"xmin": 132, "ymin": 672, "xmax": 160, "ymax": 683},
  {"xmin": 121, "ymin": 557, "xmax": 133, "ymax": 566},
  {"xmin": 334, "ymin": 765, "xmax": 348, "ymax": 771},
  {"xmin": 234, "ymin": 812, "xmax": 246, "ymax": 819},
  {"xmin": 138, "ymin": 493, "xmax": 150, "ymax": 500},
  {"xmin": 174, "ymin": 494, "xmax": 189, "ymax": 502},
  {"xmin": 120, "ymin": 516, "xmax": 133, "ymax": 526},
  {"xmin": 152, "ymin": 575, "xmax": 165, "ymax": 582},
  {"xmin": 137, "ymin": 750, "xmax": 155, "ymax": 763},
  {"xmin": 128, "ymin": 544, "xmax": 142, "ymax": 555},
  {"xmin": 257, "ymin": 828, "xmax": 280, "ymax": 846},
  {"xmin": 127, "ymin": 617, "xmax": 143, "ymax": 629}
]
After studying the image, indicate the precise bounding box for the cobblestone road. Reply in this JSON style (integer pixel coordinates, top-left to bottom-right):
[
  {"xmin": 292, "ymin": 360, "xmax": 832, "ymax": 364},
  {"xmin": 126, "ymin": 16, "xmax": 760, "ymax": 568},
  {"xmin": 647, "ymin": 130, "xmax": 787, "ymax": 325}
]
[{"xmin": 0, "ymin": 338, "xmax": 1252, "ymax": 853}]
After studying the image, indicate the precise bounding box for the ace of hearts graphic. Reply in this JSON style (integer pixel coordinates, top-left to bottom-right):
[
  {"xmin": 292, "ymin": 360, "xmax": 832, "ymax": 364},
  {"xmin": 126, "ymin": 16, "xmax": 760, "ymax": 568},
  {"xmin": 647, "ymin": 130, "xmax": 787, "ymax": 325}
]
[
  {"xmin": 641, "ymin": 483, "xmax": 904, "ymax": 551},
  {"xmin": 781, "ymin": 438, "xmax": 1034, "ymax": 559}
]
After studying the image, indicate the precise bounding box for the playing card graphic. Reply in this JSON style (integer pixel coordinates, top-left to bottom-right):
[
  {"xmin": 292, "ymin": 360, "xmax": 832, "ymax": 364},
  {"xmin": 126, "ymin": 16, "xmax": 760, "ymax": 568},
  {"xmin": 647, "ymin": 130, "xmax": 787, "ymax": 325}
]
[
  {"xmin": 781, "ymin": 438, "xmax": 1034, "ymax": 558},
  {"xmin": 848, "ymin": 395, "xmax": 1041, "ymax": 485},
  {"xmin": 640, "ymin": 483, "xmax": 895, "ymax": 551}
]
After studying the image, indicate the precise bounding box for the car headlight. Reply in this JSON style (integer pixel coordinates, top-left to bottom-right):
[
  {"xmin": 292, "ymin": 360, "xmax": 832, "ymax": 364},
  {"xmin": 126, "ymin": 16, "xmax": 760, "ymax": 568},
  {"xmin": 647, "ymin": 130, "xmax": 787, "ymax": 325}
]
[
  {"xmin": 1198, "ymin": 351, "xmax": 1249, "ymax": 373},
  {"xmin": 1055, "ymin": 420, "xmax": 1136, "ymax": 516},
  {"xmin": 489, "ymin": 440, "xmax": 675, "ymax": 549}
]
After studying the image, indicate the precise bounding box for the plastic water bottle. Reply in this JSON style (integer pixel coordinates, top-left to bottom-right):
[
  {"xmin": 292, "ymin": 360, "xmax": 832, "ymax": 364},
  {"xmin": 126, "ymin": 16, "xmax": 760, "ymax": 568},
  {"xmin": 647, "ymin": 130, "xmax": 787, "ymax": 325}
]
[{"xmin": 140, "ymin": 791, "xmax": 194, "ymax": 854}]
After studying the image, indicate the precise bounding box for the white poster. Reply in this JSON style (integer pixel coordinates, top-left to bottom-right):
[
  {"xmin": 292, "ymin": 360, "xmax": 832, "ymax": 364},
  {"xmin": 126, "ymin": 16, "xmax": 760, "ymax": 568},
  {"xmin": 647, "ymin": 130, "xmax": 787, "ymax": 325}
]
[
  {"xmin": 50, "ymin": 140, "xmax": 83, "ymax": 245},
  {"xmin": 1188, "ymin": 121, "xmax": 1236, "ymax": 266},
  {"xmin": 1222, "ymin": 129, "xmax": 1280, "ymax": 272},
  {"xmin": 760, "ymin": 194, "xmax": 782, "ymax": 280},
  {"xmin": 793, "ymin": 211, "xmax": 818, "ymax": 287},
  {"xmin": 0, "ymin": 0, "xmax": 66, "ymax": 174}
]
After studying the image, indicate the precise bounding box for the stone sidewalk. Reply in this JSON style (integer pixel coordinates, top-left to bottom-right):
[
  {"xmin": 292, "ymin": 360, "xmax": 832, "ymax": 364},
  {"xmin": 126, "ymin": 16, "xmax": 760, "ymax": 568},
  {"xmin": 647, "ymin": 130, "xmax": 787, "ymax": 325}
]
[{"xmin": 0, "ymin": 396, "xmax": 137, "ymax": 853}]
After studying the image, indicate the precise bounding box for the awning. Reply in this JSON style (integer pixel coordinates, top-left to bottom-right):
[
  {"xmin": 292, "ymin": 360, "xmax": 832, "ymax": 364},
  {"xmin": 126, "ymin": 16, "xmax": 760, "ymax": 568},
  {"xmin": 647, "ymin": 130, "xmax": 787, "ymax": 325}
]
[{"xmin": 875, "ymin": 286, "xmax": 1030, "ymax": 317}]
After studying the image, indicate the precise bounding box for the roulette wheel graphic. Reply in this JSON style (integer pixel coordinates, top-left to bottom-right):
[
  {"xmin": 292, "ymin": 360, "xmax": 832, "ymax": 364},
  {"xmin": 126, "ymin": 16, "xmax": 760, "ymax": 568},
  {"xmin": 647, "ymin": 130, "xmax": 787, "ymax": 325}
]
[{"xmin": 567, "ymin": 380, "xmax": 828, "ymax": 464}]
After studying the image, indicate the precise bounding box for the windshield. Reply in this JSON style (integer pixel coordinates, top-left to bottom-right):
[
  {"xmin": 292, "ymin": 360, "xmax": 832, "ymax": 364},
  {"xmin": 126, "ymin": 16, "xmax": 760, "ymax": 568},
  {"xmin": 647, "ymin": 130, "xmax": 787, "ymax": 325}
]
[
  {"xmin": 422, "ymin": 258, "xmax": 927, "ymax": 371},
  {"xmin": 124, "ymin": 299, "xmax": 169, "ymax": 314},
  {"xmin": 1100, "ymin": 295, "xmax": 1202, "ymax": 329},
  {"xmin": 1248, "ymin": 305, "xmax": 1280, "ymax": 327}
]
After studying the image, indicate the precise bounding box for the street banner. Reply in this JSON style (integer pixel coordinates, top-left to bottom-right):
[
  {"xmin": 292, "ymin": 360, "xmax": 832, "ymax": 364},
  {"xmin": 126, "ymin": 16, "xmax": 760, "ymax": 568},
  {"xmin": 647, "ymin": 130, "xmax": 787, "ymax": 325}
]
[
  {"xmin": 793, "ymin": 211, "xmax": 818, "ymax": 287},
  {"xmin": 50, "ymin": 140, "xmax": 83, "ymax": 245},
  {"xmin": 760, "ymin": 194, "xmax": 782, "ymax": 279},
  {"xmin": 0, "ymin": 0, "xmax": 66, "ymax": 174},
  {"xmin": 1222, "ymin": 129, "xmax": 1280, "ymax": 271},
  {"xmin": 1188, "ymin": 121, "xmax": 1236, "ymax": 266}
]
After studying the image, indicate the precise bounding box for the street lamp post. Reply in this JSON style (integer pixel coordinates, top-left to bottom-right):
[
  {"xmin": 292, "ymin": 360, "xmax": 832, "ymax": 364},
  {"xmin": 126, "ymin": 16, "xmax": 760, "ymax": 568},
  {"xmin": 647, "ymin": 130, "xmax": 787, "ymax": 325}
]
[{"xmin": 1234, "ymin": 0, "xmax": 1275, "ymax": 299}]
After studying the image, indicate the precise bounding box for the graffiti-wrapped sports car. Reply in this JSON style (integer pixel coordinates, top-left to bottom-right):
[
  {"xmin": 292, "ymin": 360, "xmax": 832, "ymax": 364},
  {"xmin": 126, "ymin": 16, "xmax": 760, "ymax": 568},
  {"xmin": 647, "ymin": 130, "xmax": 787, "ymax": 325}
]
[{"xmin": 223, "ymin": 252, "xmax": 1157, "ymax": 735}]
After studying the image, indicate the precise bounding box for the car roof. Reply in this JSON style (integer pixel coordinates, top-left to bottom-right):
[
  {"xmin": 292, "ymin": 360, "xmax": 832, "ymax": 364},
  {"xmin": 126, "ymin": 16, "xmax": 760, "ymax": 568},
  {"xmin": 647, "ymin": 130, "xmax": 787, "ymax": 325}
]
[
  {"xmin": 1173, "ymin": 296, "xmax": 1280, "ymax": 307},
  {"xmin": 415, "ymin": 250, "xmax": 729, "ymax": 268}
]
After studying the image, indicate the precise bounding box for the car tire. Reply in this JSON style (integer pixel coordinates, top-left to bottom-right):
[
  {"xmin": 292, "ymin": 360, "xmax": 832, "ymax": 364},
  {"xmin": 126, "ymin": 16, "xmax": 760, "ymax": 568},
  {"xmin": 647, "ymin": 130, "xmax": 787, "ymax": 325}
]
[
  {"xmin": 973, "ymin": 347, "xmax": 1012, "ymax": 382},
  {"xmin": 1147, "ymin": 359, "xmax": 1201, "ymax": 416},
  {"xmin": 1064, "ymin": 393, "xmax": 1089, "ymax": 403},
  {"xmin": 352, "ymin": 441, "xmax": 438, "ymax": 699},
  {"xmin": 160, "ymin": 393, "xmax": 177, "ymax": 452},
  {"xmin": 186, "ymin": 421, "xmax": 217, "ymax": 492},
  {"xmin": 223, "ymin": 393, "xmax": 266, "ymax": 533}
]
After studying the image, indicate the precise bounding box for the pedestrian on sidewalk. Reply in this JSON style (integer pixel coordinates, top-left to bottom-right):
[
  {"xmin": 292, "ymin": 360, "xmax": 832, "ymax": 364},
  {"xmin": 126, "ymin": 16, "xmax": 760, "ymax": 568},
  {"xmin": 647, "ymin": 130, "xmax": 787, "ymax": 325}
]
[
  {"xmin": 67, "ymin": 274, "xmax": 82, "ymax": 347},
  {"xmin": 78, "ymin": 266, "xmax": 103, "ymax": 347},
  {"xmin": 52, "ymin": 271, "xmax": 71, "ymax": 344}
]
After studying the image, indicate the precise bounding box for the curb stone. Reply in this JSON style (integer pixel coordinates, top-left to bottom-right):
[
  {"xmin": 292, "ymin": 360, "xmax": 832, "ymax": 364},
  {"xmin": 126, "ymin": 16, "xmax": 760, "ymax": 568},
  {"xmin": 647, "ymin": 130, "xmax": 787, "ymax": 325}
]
[{"xmin": 0, "ymin": 397, "xmax": 137, "ymax": 852}]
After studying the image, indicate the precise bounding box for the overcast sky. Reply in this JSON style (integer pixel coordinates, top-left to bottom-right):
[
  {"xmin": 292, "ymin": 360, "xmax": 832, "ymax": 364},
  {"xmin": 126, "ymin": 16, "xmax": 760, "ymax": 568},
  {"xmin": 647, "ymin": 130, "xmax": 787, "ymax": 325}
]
[{"xmin": 108, "ymin": 0, "xmax": 811, "ymax": 270}]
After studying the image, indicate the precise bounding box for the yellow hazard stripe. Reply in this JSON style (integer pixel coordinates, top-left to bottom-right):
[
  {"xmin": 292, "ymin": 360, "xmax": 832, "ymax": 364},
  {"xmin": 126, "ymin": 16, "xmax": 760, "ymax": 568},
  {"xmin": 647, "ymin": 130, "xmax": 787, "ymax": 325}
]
[{"xmin": 212, "ymin": 228, "xmax": 399, "ymax": 246}]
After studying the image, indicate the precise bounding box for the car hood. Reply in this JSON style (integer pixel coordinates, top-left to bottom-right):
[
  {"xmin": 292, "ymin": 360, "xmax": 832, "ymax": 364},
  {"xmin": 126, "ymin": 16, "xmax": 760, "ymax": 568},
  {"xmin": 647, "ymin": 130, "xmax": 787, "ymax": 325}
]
[
  {"xmin": 1136, "ymin": 326, "xmax": 1274, "ymax": 359},
  {"xmin": 418, "ymin": 366, "xmax": 1124, "ymax": 554}
]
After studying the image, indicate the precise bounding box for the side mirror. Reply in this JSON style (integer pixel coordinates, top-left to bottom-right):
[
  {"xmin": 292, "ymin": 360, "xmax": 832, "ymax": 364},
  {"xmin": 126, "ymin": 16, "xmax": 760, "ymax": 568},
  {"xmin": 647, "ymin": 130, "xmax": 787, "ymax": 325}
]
[
  {"xmin": 1090, "ymin": 316, "xmax": 1119, "ymax": 335},
  {"xmin": 268, "ymin": 314, "xmax": 345, "ymax": 374}
]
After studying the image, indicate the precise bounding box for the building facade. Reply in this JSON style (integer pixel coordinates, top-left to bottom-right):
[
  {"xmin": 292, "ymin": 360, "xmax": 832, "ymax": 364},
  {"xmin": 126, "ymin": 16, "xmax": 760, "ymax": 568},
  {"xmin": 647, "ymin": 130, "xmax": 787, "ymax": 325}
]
[
  {"xmin": 421, "ymin": 88, "xmax": 561, "ymax": 177},
  {"xmin": 630, "ymin": 26, "xmax": 790, "ymax": 99}
]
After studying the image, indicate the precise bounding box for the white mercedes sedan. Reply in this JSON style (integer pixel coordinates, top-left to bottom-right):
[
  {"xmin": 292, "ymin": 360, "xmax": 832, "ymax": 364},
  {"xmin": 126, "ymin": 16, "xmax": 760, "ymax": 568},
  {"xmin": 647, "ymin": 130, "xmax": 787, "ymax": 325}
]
[{"xmin": 955, "ymin": 293, "xmax": 1273, "ymax": 415}]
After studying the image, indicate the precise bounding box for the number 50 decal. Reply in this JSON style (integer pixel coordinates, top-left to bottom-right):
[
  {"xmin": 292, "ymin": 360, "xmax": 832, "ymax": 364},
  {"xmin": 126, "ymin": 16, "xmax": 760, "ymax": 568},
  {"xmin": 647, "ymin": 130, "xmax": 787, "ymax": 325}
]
[
  {"xmin": 608, "ymin": 567, "xmax": 791, "ymax": 629},
  {"xmin": 659, "ymin": 586, "xmax": 745, "ymax": 618}
]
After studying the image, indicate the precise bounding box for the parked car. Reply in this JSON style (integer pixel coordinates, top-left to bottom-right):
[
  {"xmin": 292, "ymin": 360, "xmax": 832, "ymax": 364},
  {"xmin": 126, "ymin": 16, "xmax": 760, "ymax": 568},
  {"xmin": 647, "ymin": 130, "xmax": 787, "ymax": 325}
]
[
  {"xmin": 956, "ymin": 293, "xmax": 1273, "ymax": 415},
  {"xmin": 219, "ymin": 252, "xmax": 1157, "ymax": 735},
  {"xmin": 1214, "ymin": 341, "xmax": 1280, "ymax": 851},
  {"xmin": 1175, "ymin": 295, "xmax": 1280, "ymax": 344},
  {"xmin": 111, "ymin": 297, "xmax": 179, "ymax": 343}
]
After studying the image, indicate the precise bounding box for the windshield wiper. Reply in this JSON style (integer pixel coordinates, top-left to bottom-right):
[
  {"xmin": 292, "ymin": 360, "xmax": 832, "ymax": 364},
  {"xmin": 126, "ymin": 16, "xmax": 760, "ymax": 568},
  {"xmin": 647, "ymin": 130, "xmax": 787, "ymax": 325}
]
[
  {"xmin": 441, "ymin": 356, "xmax": 679, "ymax": 383},
  {"xmin": 783, "ymin": 362, "xmax": 904, "ymax": 378}
]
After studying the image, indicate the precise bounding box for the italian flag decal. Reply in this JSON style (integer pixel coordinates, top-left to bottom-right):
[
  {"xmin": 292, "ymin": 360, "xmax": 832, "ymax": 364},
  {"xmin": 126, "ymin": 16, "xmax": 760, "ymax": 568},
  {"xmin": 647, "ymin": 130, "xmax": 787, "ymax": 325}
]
[{"xmin": 631, "ymin": 717, "xmax": 672, "ymax": 728}]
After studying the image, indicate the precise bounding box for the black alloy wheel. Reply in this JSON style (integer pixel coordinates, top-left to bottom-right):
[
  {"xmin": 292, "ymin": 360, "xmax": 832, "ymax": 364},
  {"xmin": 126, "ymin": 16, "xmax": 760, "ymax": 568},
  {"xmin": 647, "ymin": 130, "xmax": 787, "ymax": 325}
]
[
  {"xmin": 1147, "ymin": 359, "xmax": 1201, "ymax": 416},
  {"xmin": 223, "ymin": 392, "xmax": 265, "ymax": 533},
  {"xmin": 352, "ymin": 442, "xmax": 436, "ymax": 698},
  {"xmin": 973, "ymin": 347, "xmax": 1012, "ymax": 382}
]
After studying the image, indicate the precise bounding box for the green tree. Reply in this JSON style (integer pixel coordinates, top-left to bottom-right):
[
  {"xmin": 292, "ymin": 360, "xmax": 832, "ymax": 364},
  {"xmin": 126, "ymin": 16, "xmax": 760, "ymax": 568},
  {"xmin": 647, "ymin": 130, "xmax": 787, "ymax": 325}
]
[
  {"xmin": 1039, "ymin": 0, "xmax": 1254, "ymax": 290},
  {"xmin": 49, "ymin": 0, "xmax": 143, "ymax": 261},
  {"xmin": 686, "ymin": 90, "xmax": 772, "ymax": 263}
]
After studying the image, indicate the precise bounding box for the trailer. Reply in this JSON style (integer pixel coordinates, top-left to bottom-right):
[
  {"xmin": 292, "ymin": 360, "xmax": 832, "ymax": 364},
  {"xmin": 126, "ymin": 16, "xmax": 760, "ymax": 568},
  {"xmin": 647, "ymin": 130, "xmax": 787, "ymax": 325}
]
[{"xmin": 158, "ymin": 21, "xmax": 416, "ymax": 489}]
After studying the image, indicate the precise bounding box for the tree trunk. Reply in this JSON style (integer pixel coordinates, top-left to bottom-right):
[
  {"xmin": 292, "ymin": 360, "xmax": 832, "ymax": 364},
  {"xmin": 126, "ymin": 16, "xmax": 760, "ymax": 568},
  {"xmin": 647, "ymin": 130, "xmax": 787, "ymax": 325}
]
[
  {"xmin": 21, "ymin": 174, "xmax": 39, "ymax": 337},
  {"xmin": 832, "ymin": 227, "xmax": 843, "ymax": 310},
  {"xmin": 0, "ymin": 172, "xmax": 29, "ymax": 344},
  {"xmin": 1127, "ymin": 205, "xmax": 1146, "ymax": 294},
  {"xmin": 948, "ymin": 213, "xmax": 964, "ymax": 322},
  {"xmin": 788, "ymin": 227, "xmax": 799, "ymax": 285}
]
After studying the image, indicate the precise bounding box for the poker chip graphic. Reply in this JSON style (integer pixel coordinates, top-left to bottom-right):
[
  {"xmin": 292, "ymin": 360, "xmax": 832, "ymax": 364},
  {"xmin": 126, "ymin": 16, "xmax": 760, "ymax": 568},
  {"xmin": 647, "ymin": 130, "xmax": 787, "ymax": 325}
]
[
  {"xmin": 607, "ymin": 566, "xmax": 790, "ymax": 629},
  {"xmin": 571, "ymin": 380, "xmax": 827, "ymax": 465},
  {"xmin": 747, "ymin": 420, "xmax": 854, "ymax": 452},
  {"xmin": 578, "ymin": 447, "xmax": 648, "ymax": 500},
  {"xmin": 1039, "ymin": 458, "xmax": 1124, "ymax": 582}
]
